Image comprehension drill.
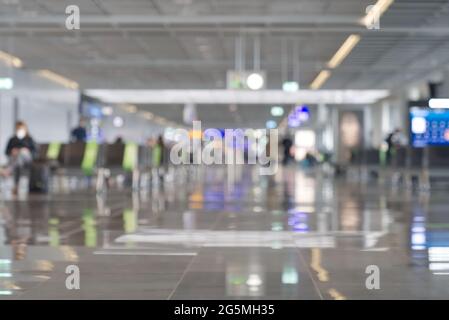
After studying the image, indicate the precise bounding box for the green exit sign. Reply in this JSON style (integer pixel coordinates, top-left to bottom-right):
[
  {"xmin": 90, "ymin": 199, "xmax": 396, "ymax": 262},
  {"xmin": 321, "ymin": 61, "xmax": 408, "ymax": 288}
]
[{"xmin": 0, "ymin": 77, "xmax": 13, "ymax": 90}]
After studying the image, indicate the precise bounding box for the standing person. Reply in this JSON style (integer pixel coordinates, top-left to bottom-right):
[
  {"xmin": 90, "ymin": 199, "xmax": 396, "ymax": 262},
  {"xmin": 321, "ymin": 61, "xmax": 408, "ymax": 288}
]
[
  {"xmin": 71, "ymin": 118, "xmax": 87, "ymax": 142},
  {"xmin": 5, "ymin": 121, "xmax": 37, "ymax": 195},
  {"xmin": 281, "ymin": 136, "xmax": 293, "ymax": 166},
  {"xmin": 152, "ymin": 135, "xmax": 165, "ymax": 181},
  {"xmin": 385, "ymin": 128, "xmax": 401, "ymax": 165}
]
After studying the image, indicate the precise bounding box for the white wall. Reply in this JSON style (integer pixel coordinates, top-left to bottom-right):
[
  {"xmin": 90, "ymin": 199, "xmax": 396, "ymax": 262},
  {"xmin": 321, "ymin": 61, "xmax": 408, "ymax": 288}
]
[{"xmin": 0, "ymin": 66, "xmax": 79, "ymax": 164}]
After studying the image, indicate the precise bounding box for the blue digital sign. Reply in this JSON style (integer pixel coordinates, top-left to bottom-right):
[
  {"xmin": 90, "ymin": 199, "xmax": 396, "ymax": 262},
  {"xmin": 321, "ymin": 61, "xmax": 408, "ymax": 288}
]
[{"xmin": 410, "ymin": 107, "xmax": 449, "ymax": 148}]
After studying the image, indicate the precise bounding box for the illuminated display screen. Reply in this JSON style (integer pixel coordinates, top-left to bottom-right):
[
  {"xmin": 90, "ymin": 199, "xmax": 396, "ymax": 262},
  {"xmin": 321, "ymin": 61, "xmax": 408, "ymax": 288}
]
[{"xmin": 410, "ymin": 107, "xmax": 449, "ymax": 148}]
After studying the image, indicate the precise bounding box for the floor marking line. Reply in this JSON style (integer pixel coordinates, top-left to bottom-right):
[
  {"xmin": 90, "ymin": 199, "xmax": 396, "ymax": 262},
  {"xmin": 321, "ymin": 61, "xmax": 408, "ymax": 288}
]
[{"xmin": 93, "ymin": 251, "xmax": 198, "ymax": 256}]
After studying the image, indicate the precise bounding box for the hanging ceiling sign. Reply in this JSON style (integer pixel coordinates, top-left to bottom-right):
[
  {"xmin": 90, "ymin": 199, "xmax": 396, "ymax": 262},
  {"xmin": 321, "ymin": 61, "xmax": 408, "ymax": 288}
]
[{"xmin": 227, "ymin": 70, "xmax": 266, "ymax": 91}]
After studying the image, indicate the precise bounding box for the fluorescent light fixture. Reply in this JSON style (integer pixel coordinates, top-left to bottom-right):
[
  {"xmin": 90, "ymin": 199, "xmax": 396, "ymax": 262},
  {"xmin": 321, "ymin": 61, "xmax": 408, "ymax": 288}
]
[
  {"xmin": 154, "ymin": 116, "xmax": 168, "ymax": 125},
  {"xmin": 121, "ymin": 104, "xmax": 137, "ymax": 113},
  {"xmin": 362, "ymin": 0, "xmax": 395, "ymax": 28},
  {"xmin": 0, "ymin": 50, "xmax": 23, "ymax": 68},
  {"xmin": 429, "ymin": 99, "xmax": 449, "ymax": 109},
  {"xmin": 246, "ymin": 73, "xmax": 265, "ymax": 90},
  {"xmin": 0, "ymin": 77, "xmax": 13, "ymax": 90},
  {"xmin": 36, "ymin": 69, "xmax": 79, "ymax": 89},
  {"xmin": 142, "ymin": 111, "xmax": 154, "ymax": 120},
  {"xmin": 327, "ymin": 35, "xmax": 361, "ymax": 69},
  {"xmin": 271, "ymin": 106, "xmax": 284, "ymax": 117},
  {"xmin": 310, "ymin": 70, "xmax": 331, "ymax": 90},
  {"xmin": 283, "ymin": 81, "xmax": 299, "ymax": 92}
]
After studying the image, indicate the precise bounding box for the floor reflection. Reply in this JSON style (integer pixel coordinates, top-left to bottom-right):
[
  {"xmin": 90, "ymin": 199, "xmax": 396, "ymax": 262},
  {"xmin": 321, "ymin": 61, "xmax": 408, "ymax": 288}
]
[{"xmin": 0, "ymin": 165, "xmax": 449, "ymax": 299}]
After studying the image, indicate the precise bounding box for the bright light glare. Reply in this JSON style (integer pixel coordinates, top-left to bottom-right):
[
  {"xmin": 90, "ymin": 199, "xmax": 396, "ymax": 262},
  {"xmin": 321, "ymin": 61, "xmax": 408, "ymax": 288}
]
[
  {"xmin": 411, "ymin": 117, "xmax": 427, "ymax": 134},
  {"xmin": 246, "ymin": 274, "xmax": 263, "ymax": 287},
  {"xmin": 429, "ymin": 263, "xmax": 449, "ymax": 271},
  {"xmin": 283, "ymin": 81, "xmax": 299, "ymax": 92},
  {"xmin": 102, "ymin": 106, "xmax": 113, "ymax": 116},
  {"xmin": 412, "ymin": 233, "xmax": 426, "ymax": 246},
  {"xmin": 429, "ymin": 99, "xmax": 449, "ymax": 109},
  {"xmin": 113, "ymin": 116, "xmax": 124, "ymax": 128},
  {"xmin": 295, "ymin": 130, "xmax": 316, "ymax": 149},
  {"xmin": 0, "ymin": 77, "xmax": 13, "ymax": 90},
  {"xmin": 271, "ymin": 106, "xmax": 284, "ymax": 117},
  {"xmin": 246, "ymin": 73, "xmax": 264, "ymax": 90}
]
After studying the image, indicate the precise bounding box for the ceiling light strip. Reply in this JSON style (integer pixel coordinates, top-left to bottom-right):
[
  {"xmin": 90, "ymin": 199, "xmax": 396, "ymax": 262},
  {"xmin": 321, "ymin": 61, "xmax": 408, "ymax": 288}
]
[
  {"xmin": 310, "ymin": 70, "xmax": 331, "ymax": 90},
  {"xmin": 327, "ymin": 34, "xmax": 361, "ymax": 69},
  {"xmin": 0, "ymin": 50, "xmax": 23, "ymax": 68},
  {"xmin": 36, "ymin": 69, "xmax": 79, "ymax": 89}
]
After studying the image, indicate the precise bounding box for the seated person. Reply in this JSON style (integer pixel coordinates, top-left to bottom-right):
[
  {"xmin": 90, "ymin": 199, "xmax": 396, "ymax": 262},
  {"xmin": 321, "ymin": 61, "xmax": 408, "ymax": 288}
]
[
  {"xmin": 4, "ymin": 121, "xmax": 36, "ymax": 195},
  {"xmin": 71, "ymin": 118, "xmax": 87, "ymax": 142}
]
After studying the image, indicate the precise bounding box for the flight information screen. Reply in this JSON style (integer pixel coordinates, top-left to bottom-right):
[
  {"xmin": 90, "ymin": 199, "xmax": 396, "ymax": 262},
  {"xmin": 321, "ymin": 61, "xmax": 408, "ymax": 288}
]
[{"xmin": 410, "ymin": 107, "xmax": 449, "ymax": 148}]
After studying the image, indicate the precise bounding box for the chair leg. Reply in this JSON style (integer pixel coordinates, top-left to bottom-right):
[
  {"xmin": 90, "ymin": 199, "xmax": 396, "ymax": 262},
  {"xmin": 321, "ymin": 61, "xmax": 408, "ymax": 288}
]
[
  {"xmin": 419, "ymin": 169, "xmax": 431, "ymax": 191},
  {"xmin": 96, "ymin": 168, "xmax": 107, "ymax": 194},
  {"xmin": 132, "ymin": 169, "xmax": 140, "ymax": 192}
]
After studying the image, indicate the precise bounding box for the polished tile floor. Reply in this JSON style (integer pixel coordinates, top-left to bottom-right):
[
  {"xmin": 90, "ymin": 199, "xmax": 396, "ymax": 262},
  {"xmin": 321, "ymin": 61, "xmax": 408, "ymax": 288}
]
[{"xmin": 0, "ymin": 165, "xmax": 448, "ymax": 300}]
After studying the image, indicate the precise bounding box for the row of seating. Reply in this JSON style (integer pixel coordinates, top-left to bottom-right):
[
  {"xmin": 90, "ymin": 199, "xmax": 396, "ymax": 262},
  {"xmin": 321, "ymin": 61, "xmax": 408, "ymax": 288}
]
[
  {"xmin": 37, "ymin": 142, "xmax": 169, "ymax": 173},
  {"xmin": 348, "ymin": 146, "xmax": 449, "ymax": 189},
  {"xmin": 36, "ymin": 142, "xmax": 170, "ymax": 192},
  {"xmin": 350, "ymin": 147, "xmax": 449, "ymax": 168}
]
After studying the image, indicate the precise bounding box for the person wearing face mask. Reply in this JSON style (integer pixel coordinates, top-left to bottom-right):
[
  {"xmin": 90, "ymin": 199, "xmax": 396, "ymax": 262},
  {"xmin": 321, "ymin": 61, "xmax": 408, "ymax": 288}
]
[{"xmin": 5, "ymin": 121, "xmax": 37, "ymax": 195}]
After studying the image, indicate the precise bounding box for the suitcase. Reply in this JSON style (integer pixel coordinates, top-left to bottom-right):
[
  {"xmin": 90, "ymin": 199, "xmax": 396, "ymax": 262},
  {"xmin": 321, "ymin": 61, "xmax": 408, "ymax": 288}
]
[{"xmin": 29, "ymin": 161, "xmax": 50, "ymax": 193}]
